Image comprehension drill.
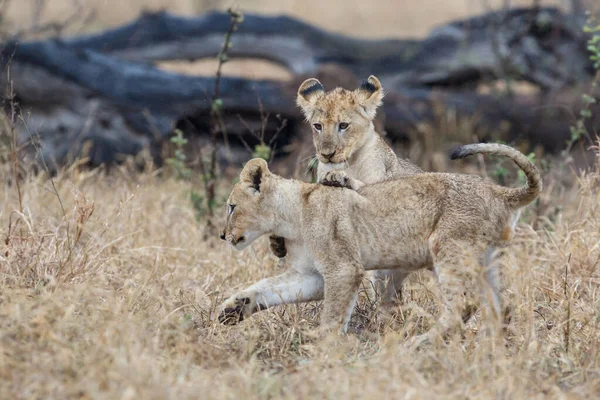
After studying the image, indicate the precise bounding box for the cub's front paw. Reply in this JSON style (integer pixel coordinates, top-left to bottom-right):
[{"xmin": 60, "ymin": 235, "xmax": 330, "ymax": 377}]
[
  {"xmin": 218, "ymin": 295, "xmax": 264, "ymax": 325},
  {"xmin": 321, "ymin": 171, "xmax": 353, "ymax": 189},
  {"xmin": 218, "ymin": 296, "xmax": 251, "ymax": 325}
]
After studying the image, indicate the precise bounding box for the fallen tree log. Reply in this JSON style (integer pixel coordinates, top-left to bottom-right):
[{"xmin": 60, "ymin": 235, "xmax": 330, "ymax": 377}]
[
  {"xmin": 1, "ymin": 40, "xmax": 297, "ymax": 168},
  {"xmin": 0, "ymin": 7, "xmax": 596, "ymax": 170},
  {"xmin": 49, "ymin": 7, "xmax": 593, "ymax": 90}
]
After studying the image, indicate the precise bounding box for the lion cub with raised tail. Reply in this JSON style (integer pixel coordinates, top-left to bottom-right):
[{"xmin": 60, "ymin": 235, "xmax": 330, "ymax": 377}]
[{"xmin": 219, "ymin": 143, "xmax": 541, "ymax": 339}]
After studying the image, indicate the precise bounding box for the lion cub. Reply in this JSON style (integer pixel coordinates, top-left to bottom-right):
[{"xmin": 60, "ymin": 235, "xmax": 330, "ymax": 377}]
[
  {"xmin": 297, "ymin": 75, "xmax": 421, "ymax": 187},
  {"xmin": 219, "ymin": 143, "xmax": 541, "ymax": 340},
  {"xmin": 271, "ymin": 75, "xmax": 423, "ymax": 306}
]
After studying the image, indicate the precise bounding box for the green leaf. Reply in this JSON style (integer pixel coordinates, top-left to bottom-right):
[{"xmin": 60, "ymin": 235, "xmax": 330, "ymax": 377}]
[
  {"xmin": 492, "ymin": 166, "xmax": 508, "ymax": 178},
  {"xmin": 583, "ymin": 25, "xmax": 600, "ymax": 33},
  {"xmin": 171, "ymin": 137, "xmax": 188, "ymax": 146},
  {"xmin": 570, "ymin": 126, "xmax": 582, "ymax": 141},
  {"xmin": 212, "ymin": 99, "xmax": 224, "ymax": 112},
  {"xmin": 207, "ymin": 197, "xmax": 217, "ymax": 212},
  {"xmin": 190, "ymin": 190, "xmax": 205, "ymax": 221},
  {"xmin": 252, "ymin": 144, "xmax": 272, "ymax": 161},
  {"xmin": 582, "ymin": 94, "xmax": 597, "ymax": 104}
]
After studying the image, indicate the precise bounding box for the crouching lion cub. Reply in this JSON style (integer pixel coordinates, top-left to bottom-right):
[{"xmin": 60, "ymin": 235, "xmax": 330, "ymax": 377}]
[
  {"xmin": 270, "ymin": 74, "xmax": 423, "ymax": 306},
  {"xmin": 219, "ymin": 143, "xmax": 541, "ymax": 341}
]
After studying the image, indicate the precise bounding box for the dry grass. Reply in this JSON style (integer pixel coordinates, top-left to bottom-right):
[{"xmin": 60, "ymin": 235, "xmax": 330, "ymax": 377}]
[
  {"xmin": 3, "ymin": 3, "xmax": 600, "ymax": 397},
  {"xmin": 1, "ymin": 145, "xmax": 599, "ymax": 399}
]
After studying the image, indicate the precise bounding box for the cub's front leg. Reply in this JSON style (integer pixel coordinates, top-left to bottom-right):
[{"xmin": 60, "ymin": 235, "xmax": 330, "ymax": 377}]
[
  {"xmin": 317, "ymin": 162, "xmax": 365, "ymax": 190},
  {"xmin": 218, "ymin": 269, "xmax": 324, "ymax": 325},
  {"xmin": 320, "ymin": 170, "xmax": 364, "ymax": 191}
]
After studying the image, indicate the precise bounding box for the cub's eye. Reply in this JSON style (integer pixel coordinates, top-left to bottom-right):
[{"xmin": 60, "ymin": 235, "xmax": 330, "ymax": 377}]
[
  {"xmin": 228, "ymin": 204, "xmax": 236, "ymax": 215},
  {"xmin": 313, "ymin": 123, "xmax": 322, "ymax": 131},
  {"xmin": 338, "ymin": 122, "xmax": 349, "ymax": 131}
]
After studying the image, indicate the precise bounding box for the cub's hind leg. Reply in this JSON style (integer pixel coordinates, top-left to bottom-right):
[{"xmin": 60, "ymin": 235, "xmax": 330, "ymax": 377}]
[
  {"xmin": 367, "ymin": 269, "xmax": 410, "ymax": 306},
  {"xmin": 320, "ymin": 261, "xmax": 365, "ymax": 334},
  {"xmin": 483, "ymin": 244, "xmax": 513, "ymax": 333},
  {"xmin": 411, "ymin": 236, "xmax": 482, "ymax": 347}
]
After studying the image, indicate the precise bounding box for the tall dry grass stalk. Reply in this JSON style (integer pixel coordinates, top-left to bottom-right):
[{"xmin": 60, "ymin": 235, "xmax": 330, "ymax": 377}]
[{"xmin": 0, "ymin": 146, "xmax": 599, "ymax": 398}]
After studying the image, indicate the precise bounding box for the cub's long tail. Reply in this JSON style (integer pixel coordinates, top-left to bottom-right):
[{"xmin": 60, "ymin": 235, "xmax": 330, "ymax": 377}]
[{"xmin": 450, "ymin": 143, "xmax": 542, "ymax": 208}]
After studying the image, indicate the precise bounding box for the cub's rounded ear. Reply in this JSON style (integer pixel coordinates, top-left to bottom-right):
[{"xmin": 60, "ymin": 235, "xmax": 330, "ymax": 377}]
[
  {"xmin": 240, "ymin": 158, "xmax": 271, "ymax": 193},
  {"xmin": 297, "ymin": 78, "xmax": 325, "ymax": 115},
  {"xmin": 356, "ymin": 75, "xmax": 384, "ymax": 120}
]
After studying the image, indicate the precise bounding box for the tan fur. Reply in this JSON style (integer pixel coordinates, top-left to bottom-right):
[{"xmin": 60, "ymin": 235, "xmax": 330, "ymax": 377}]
[
  {"xmin": 296, "ymin": 75, "xmax": 422, "ymax": 304},
  {"xmin": 500, "ymin": 226, "xmax": 512, "ymax": 241},
  {"xmin": 219, "ymin": 145, "xmax": 542, "ymax": 339}
]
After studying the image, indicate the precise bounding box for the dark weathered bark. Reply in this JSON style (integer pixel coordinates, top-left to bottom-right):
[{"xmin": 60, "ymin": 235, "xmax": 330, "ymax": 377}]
[
  {"xmin": 43, "ymin": 7, "xmax": 593, "ymax": 90},
  {"xmin": 0, "ymin": 40, "xmax": 296, "ymax": 168},
  {"xmin": 382, "ymin": 85, "xmax": 600, "ymax": 154}
]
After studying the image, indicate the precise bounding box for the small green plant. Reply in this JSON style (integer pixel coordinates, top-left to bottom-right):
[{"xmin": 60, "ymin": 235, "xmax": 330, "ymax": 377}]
[
  {"xmin": 165, "ymin": 129, "xmax": 191, "ymax": 180},
  {"xmin": 491, "ymin": 163, "xmax": 508, "ymax": 186},
  {"xmin": 203, "ymin": 8, "xmax": 244, "ymax": 225},
  {"xmin": 487, "ymin": 139, "xmax": 507, "ymax": 185},
  {"xmin": 237, "ymin": 98, "xmax": 288, "ymax": 164},
  {"xmin": 189, "ymin": 190, "xmax": 205, "ymax": 222},
  {"xmin": 162, "ymin": 10, "xmax": 243, "ymax": 228},
  {"xmin": 486, "ymin": 136, "xmax": 534, "ymax": 186},
  {"xmin": 165, "ymin": 129, "xmax": 206, "ymax": 220},
  {"xmin": 585, "ymin": 21, "xmax": 600, "ymax": 70},
  {"xmin": 252, "ymin": 144, "xmax": 272, "ymax": 161},
  {"xmin": 563, "ymin": 14, "xmax": 600, "ymax": 156},
  {"xmin": 489, "ymin": 146, "xmax": 536, "ymax": 186}
]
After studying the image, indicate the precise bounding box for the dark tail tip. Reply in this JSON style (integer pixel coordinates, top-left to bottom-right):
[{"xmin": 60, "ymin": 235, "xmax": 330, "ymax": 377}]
[{"xmin": 449, "ymin": 146, "xmax": 471, "ymax": 160}]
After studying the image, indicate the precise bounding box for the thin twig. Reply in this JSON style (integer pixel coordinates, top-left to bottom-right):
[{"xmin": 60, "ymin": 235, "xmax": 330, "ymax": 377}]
[
  {"xmin": 204, "ymin": 8, "xmax": 243, "ymax": 229},
  {"xmin": 6, "ymin": 63, "xmax": 22, "ymax": 213},
  {"xmin": 269, "ymin": 115, "xmax": 288, "ymax": 148}
]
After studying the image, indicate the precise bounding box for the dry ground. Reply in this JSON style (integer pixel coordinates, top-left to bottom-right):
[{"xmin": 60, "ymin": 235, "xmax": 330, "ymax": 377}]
[{"xmin": 1, "ymin": 146, "xmax": 599, "ymax": 399}]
